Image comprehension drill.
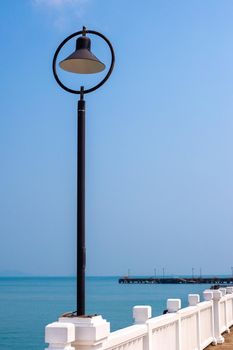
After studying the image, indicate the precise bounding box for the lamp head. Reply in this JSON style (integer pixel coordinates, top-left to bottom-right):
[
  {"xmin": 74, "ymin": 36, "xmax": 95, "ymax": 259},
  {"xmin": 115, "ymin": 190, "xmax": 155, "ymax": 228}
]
[{"xmin": 59, "ymin": 35, "xmax": 105, "ymax": 74}]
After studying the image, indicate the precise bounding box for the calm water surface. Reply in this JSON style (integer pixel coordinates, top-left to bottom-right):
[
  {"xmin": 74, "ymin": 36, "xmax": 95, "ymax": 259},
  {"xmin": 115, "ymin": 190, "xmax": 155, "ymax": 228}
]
[{"xmin": 0, "ymin": 277, "xmax": 211, "ymax": 350}]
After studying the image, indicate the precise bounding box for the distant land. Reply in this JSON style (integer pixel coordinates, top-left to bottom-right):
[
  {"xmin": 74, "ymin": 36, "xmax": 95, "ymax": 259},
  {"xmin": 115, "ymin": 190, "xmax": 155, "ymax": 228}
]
[
  {"xmin": 0, "ymin": 270, "xmax": 75, "ymax": 277},
  {"xmin": 0, "ymin": 270, "xmax": 28, "ymax": 277}
]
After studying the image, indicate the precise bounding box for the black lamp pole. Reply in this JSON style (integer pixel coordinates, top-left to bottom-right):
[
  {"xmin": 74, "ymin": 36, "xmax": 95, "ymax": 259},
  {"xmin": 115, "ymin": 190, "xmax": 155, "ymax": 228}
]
[
  {"xmin": 77, "ymin": 88, "xmax": 85, "ymax": 315},
  {"xmin": 52, "ymin": 27, "xmax": 115, "ymax": 316}
]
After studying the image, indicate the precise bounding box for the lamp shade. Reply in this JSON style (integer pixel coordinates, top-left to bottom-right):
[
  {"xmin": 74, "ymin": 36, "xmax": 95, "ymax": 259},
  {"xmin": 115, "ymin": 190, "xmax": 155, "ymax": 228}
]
[{"xmin": 59, "ymin": 35, "xmax": 105, "ymax": 74}]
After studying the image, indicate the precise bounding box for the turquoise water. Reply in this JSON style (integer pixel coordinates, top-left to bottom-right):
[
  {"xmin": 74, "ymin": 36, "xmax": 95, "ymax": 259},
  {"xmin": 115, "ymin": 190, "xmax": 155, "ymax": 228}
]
[{"xmin": 0, "ymin": 277, "xmax": 211, "ymax": 350}]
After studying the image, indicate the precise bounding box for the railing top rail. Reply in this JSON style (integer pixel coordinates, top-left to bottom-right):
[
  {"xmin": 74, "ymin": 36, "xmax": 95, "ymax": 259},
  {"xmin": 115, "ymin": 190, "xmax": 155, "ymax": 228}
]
[
  {"xmin": 178, "ymin": 306, "xmax": 199, "ymax": 318},
  {"xmin": 198, "ymin": 300, "xmax": 213, "ymax": 310},
  {"xmin": 221, "ymin": 293, "xmax": 233, "ymax": 301},
  {"xmin": 103, "ymin": 324, "xmax": 147, "ymax": 349},
  {"xmin": 147, "ymin": 313, "xmax": 179, "ymax": 328}
]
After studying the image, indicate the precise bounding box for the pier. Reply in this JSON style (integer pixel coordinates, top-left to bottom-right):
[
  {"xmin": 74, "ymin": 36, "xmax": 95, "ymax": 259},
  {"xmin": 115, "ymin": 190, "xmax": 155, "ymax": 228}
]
[{"xmin": 119, "ymin": 276, "xmax": 233, "ymax": 284}]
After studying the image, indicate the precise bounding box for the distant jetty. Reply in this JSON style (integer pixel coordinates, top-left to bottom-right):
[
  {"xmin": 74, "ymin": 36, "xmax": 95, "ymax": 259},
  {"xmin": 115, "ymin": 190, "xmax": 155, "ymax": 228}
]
[{"xmin": 118, "ymin": 277, "xmax": 233, "ymax": 284}]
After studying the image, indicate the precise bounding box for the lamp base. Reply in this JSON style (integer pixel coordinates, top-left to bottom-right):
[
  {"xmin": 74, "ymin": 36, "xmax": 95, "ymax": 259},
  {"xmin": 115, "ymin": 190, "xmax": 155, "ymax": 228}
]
[{"xmin": 61, "ymin": 312, "xmax": 98, "ymax": 318}]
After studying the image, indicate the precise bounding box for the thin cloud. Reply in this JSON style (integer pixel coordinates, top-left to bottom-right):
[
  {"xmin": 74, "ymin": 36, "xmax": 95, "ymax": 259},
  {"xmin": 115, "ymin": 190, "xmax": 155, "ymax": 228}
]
[
  {"xmin": 32, "ymin": 0, "xmax": 89, "ymax": 30},
  {"xmin": 34, "ymin": 0, "xmax": 87, "ymax": 8}
]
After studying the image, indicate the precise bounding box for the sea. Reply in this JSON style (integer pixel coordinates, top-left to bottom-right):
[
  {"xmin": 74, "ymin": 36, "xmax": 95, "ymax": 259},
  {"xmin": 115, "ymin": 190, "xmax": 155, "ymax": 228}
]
[{"xmin": 0, "ymin": 276, "xmax": 212, "ymax": 350}]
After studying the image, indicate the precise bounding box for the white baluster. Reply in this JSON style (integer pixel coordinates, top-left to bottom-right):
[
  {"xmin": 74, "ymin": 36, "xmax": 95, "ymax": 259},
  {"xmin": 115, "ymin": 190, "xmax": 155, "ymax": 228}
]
[
  {"xmin": 188, "ymin": 294, "xmax": 200, "ymax": 306},
  {"xmin": 167, "ymin": 299, "xmax": 181, "ymax": 313},
  {"xmin": 45, "ymin": 322, "xmax": 75, "ymax": 350},
  {"xmin": 133, "ymin": 305, "xmax": 152, "ymax": 350},
  {"xmin": 203, "ymin": 290, "xmax": 217, "ymax": 345},
  {"xmin": 212, "ymin": 290, "xmax": 224, "ymax": 344},
  {"xmin": 133, "ymin": 305, "xmax": 152, "ymax": 324}
]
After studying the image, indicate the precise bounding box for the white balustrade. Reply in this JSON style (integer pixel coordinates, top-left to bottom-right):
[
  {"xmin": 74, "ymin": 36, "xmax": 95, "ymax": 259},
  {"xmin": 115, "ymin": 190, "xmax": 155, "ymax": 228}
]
[
  {"xmin": 199, "ymin": 300, "xmax": 216, "ymax": 348},
  {"xmin": 45, "ymin": 287, "xmax": 233, "ymax": 350},
  {"xmin": 179, "ymin": 307, "xmax": 199, "ymax": 350},
  {"xmin": 103, "ymin": 324, "xmax": 147, "ymax": 350},
  {"xmin": 226, "ymin": 294, "xmax": 233, "ymax": 327},
  {"xmin": 148, "ymin": 314, "xmax": 179, "ymax": 350}
]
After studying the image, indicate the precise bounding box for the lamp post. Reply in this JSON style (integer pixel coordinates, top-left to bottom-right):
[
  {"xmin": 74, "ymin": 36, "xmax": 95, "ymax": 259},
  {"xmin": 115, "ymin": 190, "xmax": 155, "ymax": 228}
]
[{"xmin": 52, "ymin": 26, "xmax": 115, "ymax": 316}]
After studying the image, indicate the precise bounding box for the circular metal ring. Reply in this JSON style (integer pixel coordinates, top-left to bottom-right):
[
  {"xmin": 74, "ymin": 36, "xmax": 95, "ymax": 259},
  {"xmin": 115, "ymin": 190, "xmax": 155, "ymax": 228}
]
[{"xmin": 52, "ymin": 29, "xmax": 115, "ymax": 95}]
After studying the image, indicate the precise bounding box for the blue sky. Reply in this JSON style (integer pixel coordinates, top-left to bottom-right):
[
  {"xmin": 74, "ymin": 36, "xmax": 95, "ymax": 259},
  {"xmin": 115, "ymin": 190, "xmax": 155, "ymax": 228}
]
[{"xmin": 0, "ymin": 0, "xmax": 233, "ymax": 276}]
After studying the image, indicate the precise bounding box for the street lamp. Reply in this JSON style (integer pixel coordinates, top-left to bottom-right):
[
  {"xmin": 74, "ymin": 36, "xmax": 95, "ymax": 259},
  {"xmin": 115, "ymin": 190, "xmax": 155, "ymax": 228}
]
[{"xmin": 52, "ymin": 26, "xmax": 115, "ymax": 316}]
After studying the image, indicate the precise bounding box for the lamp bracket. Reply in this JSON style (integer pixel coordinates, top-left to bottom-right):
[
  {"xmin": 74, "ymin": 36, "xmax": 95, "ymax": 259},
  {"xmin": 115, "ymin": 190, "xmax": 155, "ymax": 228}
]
[{"xmin": 82, "ymin": 26, "xmax": 87, "ymax": 36}]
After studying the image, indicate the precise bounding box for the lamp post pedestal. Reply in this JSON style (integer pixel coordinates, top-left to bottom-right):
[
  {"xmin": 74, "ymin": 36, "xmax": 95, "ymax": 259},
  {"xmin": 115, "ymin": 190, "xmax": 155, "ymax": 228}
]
[{"xmin": 45, "ymin": 315, "xmax": 109, "ymax": 350}]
